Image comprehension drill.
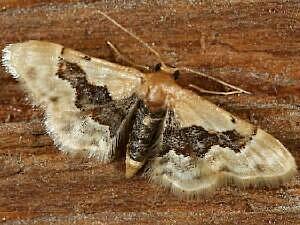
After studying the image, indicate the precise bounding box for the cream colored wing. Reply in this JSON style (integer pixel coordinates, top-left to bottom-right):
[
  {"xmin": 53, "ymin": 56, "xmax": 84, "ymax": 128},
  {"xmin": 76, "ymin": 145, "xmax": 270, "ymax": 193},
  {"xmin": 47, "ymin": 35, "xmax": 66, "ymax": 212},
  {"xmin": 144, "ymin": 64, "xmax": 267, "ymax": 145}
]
[
  {"xmin": 2, "ymin": 40, "xmax": 143, "ymax": 162},
  {"xmin": 148, "ymin": 88, "xmax": 297, "ymax": 197}
]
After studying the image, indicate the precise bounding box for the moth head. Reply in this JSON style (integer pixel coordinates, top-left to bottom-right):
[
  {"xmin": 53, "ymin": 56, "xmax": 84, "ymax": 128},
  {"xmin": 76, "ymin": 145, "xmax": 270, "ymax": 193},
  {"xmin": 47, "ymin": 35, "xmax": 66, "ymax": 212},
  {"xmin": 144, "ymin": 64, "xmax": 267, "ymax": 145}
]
[{"xmin": 153, "ymin": 62, "xmax": 180, "ymax": 81}]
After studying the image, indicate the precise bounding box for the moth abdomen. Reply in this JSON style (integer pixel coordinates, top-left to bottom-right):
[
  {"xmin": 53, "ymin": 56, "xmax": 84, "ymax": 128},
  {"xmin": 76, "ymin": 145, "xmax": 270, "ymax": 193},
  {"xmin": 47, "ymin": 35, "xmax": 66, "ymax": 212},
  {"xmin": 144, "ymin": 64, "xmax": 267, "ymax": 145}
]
[
  {"xmin": 128, "ymin": 101, "xmax": 166, "ymax": 162},
  {"xmin": 125, "ymin": 100, "xmax": 166, "ymax": 178}
]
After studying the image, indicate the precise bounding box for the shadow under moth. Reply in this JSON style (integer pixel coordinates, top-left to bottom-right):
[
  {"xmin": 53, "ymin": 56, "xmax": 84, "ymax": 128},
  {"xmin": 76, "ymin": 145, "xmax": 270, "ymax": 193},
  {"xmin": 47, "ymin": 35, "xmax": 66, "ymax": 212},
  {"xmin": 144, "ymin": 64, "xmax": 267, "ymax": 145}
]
[{"xmin": 1, "ymin": 13, "xmax": 297, "ymax": 198}]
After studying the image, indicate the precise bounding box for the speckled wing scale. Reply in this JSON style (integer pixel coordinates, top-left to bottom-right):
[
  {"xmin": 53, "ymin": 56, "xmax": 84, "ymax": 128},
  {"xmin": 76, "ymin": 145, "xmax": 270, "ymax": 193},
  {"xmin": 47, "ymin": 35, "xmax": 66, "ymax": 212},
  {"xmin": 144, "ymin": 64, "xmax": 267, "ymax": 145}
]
[{"xmin": 2, "ymin": 40, "xmax": 297, "ymax": 198}]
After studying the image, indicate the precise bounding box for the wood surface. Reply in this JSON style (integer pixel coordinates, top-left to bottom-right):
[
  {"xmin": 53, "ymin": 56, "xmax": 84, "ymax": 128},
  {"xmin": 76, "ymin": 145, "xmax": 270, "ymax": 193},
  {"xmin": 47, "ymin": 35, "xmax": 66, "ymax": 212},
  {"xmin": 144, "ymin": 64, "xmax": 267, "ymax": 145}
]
[{"xmin": 0, "ymin": 0, "xmax": 299, "ymax": 224}]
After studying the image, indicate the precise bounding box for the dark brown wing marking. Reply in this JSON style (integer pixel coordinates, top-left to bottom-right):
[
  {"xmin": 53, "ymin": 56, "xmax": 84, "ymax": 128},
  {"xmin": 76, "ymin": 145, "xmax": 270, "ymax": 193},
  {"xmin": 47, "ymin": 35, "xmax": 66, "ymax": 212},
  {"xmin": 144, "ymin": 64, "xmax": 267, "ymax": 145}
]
[
  {"xmin": 56, "ymin": 59, "xmax": 112, "ymax": 108},
  {"xmin": 160, "ymin": 110, "xmax": 256, "ymax": 158},
  {"xmin": 55, "ymin": 59, "xmax": 139, "ymax": 139},
  {"xmin": 89, "ymin": 96, "xmax": 139, "ymax": 137}
]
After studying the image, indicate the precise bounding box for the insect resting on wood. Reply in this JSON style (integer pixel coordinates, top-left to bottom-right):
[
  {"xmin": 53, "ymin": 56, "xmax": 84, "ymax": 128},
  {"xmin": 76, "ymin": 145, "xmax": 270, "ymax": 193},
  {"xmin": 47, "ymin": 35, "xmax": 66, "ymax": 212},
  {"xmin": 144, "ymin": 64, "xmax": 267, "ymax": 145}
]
[{"xmin": 1, "ymin": 11, "xmax": 296, "ymax": 198}]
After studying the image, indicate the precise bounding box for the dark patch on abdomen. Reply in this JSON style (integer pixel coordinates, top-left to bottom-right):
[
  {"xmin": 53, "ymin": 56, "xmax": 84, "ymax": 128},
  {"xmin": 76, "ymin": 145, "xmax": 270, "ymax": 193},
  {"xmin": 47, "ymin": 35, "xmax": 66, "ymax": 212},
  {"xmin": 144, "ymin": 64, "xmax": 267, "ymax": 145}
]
[{"xmin": 161, "ymin": 111, "xmax": 253, "ymax": 158}]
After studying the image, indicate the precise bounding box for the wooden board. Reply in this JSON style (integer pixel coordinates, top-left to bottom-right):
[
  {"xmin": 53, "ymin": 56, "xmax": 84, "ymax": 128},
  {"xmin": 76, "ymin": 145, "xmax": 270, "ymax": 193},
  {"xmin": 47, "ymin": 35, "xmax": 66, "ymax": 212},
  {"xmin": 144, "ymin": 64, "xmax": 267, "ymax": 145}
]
[{"xmin": 0, "ymin": 0, "xmax": 299, "ymax": 224}]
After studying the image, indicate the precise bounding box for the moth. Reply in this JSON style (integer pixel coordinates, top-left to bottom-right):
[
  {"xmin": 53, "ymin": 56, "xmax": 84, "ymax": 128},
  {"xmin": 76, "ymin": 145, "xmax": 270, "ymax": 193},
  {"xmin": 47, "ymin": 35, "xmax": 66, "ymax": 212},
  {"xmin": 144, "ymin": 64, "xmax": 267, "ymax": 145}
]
[{"xmin": 1, "ymin": 14, "xmax": 297, "ymax": 198}]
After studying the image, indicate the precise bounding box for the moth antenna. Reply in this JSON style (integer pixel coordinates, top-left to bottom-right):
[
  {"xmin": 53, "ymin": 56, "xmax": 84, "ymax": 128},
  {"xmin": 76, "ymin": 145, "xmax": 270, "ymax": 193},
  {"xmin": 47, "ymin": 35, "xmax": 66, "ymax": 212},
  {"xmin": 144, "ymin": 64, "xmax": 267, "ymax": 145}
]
[
  {"xmin": 189, "ymin": 84, "xmax": 243, "ymax": 95},
  {"xmin": 99, "ymin": 10, "xmax": 251, "ymax": 95},
  {"xmin": 106, "ymin": 41, "xmax": 151, "ymax": 71},
  {"xmin": 181, "ymin": 67, "xmax": 252, "ymax": 95},
  {"xmin": 99, "ymin": 11, "xmax": 167, "ymax": 68}
]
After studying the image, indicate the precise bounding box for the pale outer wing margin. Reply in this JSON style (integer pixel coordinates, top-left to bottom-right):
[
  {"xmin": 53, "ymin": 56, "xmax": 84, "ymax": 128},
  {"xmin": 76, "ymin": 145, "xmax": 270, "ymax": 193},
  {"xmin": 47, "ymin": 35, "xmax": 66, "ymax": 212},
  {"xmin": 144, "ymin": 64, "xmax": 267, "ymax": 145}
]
[
  {"xmin": 148, "ymin": 88, "xmax": 297, "ymax": 197},
  {"xmin": 2, "ymin": 40, "xmax": 143, "ymax": 162}
]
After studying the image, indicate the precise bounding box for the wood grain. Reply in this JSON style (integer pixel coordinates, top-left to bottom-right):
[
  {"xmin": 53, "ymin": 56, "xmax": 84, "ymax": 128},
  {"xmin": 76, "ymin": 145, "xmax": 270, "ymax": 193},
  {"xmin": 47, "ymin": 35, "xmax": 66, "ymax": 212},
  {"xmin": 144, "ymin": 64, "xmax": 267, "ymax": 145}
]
[{"xmin": 0, "ymin": 0, "xmax": 299, "ymax": 224}]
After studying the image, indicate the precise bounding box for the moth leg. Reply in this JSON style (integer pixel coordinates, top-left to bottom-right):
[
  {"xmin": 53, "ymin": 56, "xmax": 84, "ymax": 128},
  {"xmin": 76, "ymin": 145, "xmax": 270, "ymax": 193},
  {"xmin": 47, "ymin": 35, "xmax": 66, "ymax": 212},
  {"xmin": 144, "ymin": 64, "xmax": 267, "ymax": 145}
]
[{"xmin": 106, "ymin": 41, "xmax": 152, "ymax": 72}]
